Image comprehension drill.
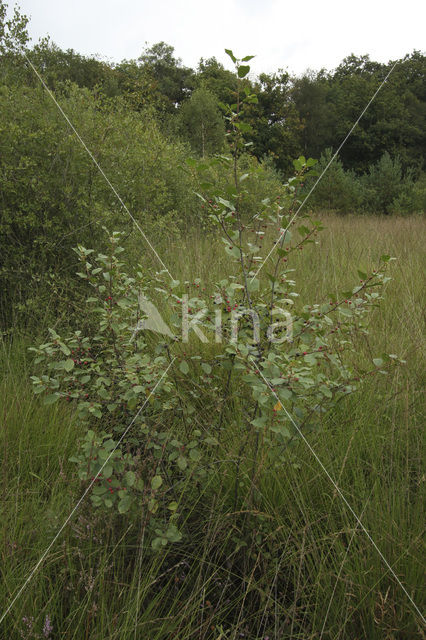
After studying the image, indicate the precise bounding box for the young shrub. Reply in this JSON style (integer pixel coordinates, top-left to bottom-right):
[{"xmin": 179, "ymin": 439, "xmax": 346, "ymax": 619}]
[
  {"xmin": 301, "ymin": 147, "xmax": 363, "ymax": 213},
  {"xmin": 362, "ymin": 151, "xmax": 406, "ymax": 214},
  {"xmin": 30, "ymin": 53, "xmax": 403, "ymax": 552},
  {"xmin": 176, "ymin": 86, "xmax": 226, "ymax": 157},
  {"xmin": 388, "ymin": 171, "xmax": 426, "ymax": 214}
]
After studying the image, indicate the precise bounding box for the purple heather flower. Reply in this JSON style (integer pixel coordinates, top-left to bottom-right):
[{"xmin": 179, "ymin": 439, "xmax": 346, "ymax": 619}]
[{"xmin": 43, "ymin": 614, "xmax": 53, "ymax": 638}]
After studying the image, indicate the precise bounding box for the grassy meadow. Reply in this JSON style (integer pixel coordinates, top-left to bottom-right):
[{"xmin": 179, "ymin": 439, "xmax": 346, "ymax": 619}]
[{"xmin": 1, "ymin": 213, "xmax": 425, "ymax": 639}]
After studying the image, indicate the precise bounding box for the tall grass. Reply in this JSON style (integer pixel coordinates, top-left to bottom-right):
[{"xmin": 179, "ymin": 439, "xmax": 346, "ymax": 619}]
[{"xmin": 1, "ymin": 214, "xmax": 424, "ymax": 639}]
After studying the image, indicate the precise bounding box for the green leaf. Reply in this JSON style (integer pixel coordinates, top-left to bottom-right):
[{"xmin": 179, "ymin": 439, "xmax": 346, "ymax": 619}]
[
  {"xmin": 89, "ymin": 406, "xmax": 102, "ymax": 418},
  {"xmin": 338, "ymin": 308, "xmax": 353, "ymax": 317},
  {"xmin": 92, "ymin": 485, "xmax": 107, "ymax": 495},
  {"xmin": 177, "ymin": 455, "xmax": 187, "ymax": 470},
  {"xmin": 237, "ymin": 65, "xmax": 250, "ymax": 78},
  {"xmin": 59, "ymin": 358, "xmax": 74, "ymax": 371},
  {"xmin": 59, "ymin": 343, "xmax": 71, "ymax": 356},
  {"xmin": 179, "ymin": 360, "xmax": 189, "ymax": 375},
  {"xmin": 165, "ymin": 524, "xmax": 182, "ymax": 542},
  {"xmin": 248, "ymin": 278, "xmax": 260, "ymax": 292},
  {"xmin": 189, "ymin": 448, "xmax": 201, "ymax": 462},
  {"xmin": 270, "ymin": 423, "xmax": 291, "ymax": 437},
  {"xmin": 201, "ymin": 362, "xmax": 212, "ymax": 374},
  {"xmin": 124, "ymin": 471, "xmax": 136, "ymax": 487},
  {"xmin": 97, "ymin": 386, "xmax": 109, "ymax": 400},
  {"xmin": 373, "ymin": 358, "xmax": 384, "ymax": 367},
  {"xmin": 241, "ymin": 55, "xmax": 255, "ymax": 62},
  {"xmin": 151, "ymin": 475, "xmax": 163, "ymax": 490},
  {"xmin": 235, "ymin": 121, "xmax": 252, "ymax": 133},
  {"xmin": 225, "ymin": 245, "xmax": 240, "ymax": 259},
  {"xmin": 218, "ymin": 196, "xmax": 233, "ymax": 209},
  {"xmin": 277, "ymin": 388, "xmax": 293, "ymax": 401},
  {"xmin": 98, "ymin": 448, "xmax": 109, "ymax": 460},
  {"xmin": 132, "ymin": 385, "xmax": 144, "ymax": 394},
  {"xmin": 103, "ymin": 465, "xmax": 113, "ymax": 478},
  {"xmin": 44, "ymin": 393, "xmax": 60, "ymax": 405},
  {"xmin": 251, "ymin": 417, "xmax": 267, "ymax": 429},
  {"xmin": 118, "ymin": 495, "xmax": 132, "ymax": 513},
  {"xmin": 225, "ymin": 49, "xmax": 236, "ymax": 63}
]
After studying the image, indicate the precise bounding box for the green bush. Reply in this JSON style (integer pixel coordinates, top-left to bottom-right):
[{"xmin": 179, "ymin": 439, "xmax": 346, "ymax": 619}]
[
  {"xmin": 0, "ymin": 83, "xmax": 200, "ymax": 329},
  {"xmin": 362, "ymin": 152, "xmax": 408, "ymax": 214},
  {"xmin": 300, "ymin": 149, "xmax": 425, "ymax": 215},
  {"xmin": 301, "ymin": 148, "xmax": 363, "ymax": 213},
  {"xmin": 176, "ymin": 86, "xmax": 225, "ymax": 157},
  {"xmin": 388, "ymin": 172, "xmax": 426, "ymax": 214},
  {"xmin": 1, "ymin": 74, "xmax": 297, "ymax": 331},
  {"xmin": 29, "ymin": 53, "xmax": 402, "ymax": 547}
]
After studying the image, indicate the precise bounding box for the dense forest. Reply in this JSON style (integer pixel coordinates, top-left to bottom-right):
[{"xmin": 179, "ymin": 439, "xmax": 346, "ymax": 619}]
[{"xmin": 2, "ymin": 18, "xmax": 425, "ymax": 176}]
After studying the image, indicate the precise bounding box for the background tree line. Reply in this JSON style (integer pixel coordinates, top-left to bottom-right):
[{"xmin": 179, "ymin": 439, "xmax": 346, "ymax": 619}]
[
  {"xmin": 1, "ymin": 2, "xmax": 425, "ymax": 176},
  {"xmin": 0, "ymin": 0, "xmax": 425, "ymax": 329}
]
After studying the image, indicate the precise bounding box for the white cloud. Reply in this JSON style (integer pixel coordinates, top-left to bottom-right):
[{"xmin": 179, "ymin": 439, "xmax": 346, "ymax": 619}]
[{"xmin": 16, "ymin": 0, "xmax": 426, "ymax": 76}]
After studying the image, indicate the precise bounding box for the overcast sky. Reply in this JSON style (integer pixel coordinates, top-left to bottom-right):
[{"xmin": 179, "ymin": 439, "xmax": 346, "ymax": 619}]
[{"xmin": 13, "ymin": 0, "xmax": 425, "ymax": 76}]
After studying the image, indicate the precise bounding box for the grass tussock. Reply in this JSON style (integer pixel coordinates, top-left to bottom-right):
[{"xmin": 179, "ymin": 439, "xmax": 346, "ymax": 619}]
[{"xmin": 1, "ymin": 214, "xmax": 425, "ymax": 639}]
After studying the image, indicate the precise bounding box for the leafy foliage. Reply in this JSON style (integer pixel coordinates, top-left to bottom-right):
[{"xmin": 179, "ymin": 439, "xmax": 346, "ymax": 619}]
[
  {"xmin": 176, "ymin": 87, "xmax": 225, "ymax": 156},
  {"xmin": 29, "ymin": 55, "xmax": 403, "ymax": 552},
  {"xmin": 302, "ymin": 148, "xmax": 363, "ymax": 212},
  {"xmin": 362, "ymin": 152, "xmax": 410, "ymax": 214},
  {"xmin": 0, "ymin": 83, "xmax": 200, "ymax": 329}
]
